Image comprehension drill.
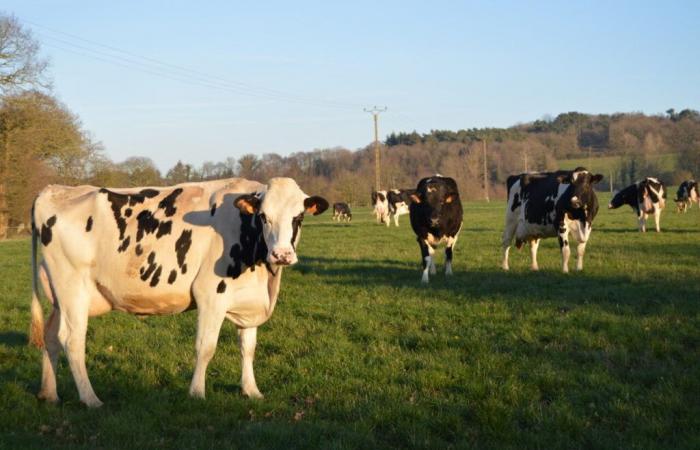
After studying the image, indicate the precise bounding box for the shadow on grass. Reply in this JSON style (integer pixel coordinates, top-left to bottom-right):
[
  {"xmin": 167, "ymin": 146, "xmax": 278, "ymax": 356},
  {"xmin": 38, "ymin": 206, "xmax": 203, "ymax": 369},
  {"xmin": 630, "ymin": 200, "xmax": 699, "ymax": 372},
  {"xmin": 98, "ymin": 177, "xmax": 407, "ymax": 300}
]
[
  {"xmin": 293, "ymin": 255, "xmax": 699, "ymax": 315},
  {"xmin": 0, "ymin": 331, "xmax": 27, "ymax": 348}
]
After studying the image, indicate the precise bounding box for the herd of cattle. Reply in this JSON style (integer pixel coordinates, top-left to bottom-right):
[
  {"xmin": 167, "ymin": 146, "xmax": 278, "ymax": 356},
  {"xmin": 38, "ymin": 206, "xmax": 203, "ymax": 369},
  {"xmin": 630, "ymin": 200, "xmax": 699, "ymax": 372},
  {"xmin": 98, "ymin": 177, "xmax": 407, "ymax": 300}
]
[{"xmin": 27, "ymin": 169, "xmax": 696, "ymax": 407}]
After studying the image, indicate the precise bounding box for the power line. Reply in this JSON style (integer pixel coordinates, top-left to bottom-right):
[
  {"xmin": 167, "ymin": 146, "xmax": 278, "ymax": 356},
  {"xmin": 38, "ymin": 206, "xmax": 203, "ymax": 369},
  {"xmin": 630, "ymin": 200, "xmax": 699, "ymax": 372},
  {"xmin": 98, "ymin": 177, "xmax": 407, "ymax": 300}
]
[{"xmin": 27, "ymin": 19, "xmax": 364, "ymax": 110}]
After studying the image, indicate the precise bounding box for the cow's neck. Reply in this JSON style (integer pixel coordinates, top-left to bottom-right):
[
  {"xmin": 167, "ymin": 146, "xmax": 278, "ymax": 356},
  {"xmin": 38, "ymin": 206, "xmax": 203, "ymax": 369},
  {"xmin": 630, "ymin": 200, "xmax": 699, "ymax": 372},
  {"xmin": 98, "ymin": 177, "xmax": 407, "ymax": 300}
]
[{"xmin": 267, "ymin": 266, "xmax": 284, "ymax": 309}]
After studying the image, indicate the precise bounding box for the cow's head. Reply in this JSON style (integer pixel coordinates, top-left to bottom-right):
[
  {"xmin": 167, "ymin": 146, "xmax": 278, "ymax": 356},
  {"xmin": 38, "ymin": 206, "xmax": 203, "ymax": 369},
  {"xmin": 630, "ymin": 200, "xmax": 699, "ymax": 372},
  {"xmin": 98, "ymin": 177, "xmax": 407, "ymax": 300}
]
[
  {"xmin": 558, "ymin": 168, "xmax": 603, "ymax": 239},
  {"xmin": 608, "ymin": 188, "xmax": 628, "ymax": 209},
  {"xmin": 410, "ymin": 176, "xmax": 460, "ymax": 227},
  {"xmin": 234, "ymin": 177, "xmax": 328, "ymax": 266}
]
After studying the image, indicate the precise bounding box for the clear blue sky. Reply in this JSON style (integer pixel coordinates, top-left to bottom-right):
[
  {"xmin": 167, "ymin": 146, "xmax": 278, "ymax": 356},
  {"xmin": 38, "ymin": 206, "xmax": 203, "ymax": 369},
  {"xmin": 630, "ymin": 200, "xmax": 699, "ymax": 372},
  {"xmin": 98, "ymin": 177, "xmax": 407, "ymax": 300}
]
[{"xmin": 4, "ymin": 1, "xmax": 699, "ymax": 171}]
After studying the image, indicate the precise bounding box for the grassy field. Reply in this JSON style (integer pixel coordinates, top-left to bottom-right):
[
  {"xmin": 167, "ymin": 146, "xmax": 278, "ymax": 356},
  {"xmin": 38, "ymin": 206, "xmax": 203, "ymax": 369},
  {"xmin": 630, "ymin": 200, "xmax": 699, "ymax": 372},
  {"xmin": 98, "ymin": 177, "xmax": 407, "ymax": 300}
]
[{"xmin": 1, "ymin": 193, "xmax": 699, "ymax": 449}]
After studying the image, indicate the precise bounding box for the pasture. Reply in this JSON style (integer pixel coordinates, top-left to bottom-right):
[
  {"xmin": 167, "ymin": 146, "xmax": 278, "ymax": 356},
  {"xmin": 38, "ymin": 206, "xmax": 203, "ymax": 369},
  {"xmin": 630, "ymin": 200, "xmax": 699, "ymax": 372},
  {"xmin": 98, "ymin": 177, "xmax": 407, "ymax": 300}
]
[{"xmin": 1, "ymin": 193, "xmax": 699, "ymax": 449}]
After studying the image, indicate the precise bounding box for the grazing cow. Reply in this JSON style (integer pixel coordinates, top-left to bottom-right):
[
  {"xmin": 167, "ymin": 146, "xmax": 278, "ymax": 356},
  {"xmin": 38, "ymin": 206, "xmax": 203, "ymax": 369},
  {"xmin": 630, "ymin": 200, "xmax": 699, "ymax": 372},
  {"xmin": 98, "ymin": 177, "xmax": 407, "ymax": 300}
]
[
  {"xmin": 30, "ymin": 177, "xmax": 328, "ymax": 407},
  {"xmin": 371, "ymin": 190, "xmax": 390, "ymax": 225},
  {"xmin": 675, "ymin": 180, "xmax": 698, "ymax": 213},
  {"xmin": 502, "ymin": 167, "xmax": 603, "ymax": 272},
  {"xmin": 332, "ymin": 202, "xmax": 352, "ymax": 222},
  {"xmin": 409, "ymin": 176, "xmax": 463, "ymax": 283},
  {"xmin": 387, "ymin": 189, "xmax": 416, "ymax": 226},
  {"xmin": 608, "ymin": 177, "xmax": 666, "ymax": 232}
]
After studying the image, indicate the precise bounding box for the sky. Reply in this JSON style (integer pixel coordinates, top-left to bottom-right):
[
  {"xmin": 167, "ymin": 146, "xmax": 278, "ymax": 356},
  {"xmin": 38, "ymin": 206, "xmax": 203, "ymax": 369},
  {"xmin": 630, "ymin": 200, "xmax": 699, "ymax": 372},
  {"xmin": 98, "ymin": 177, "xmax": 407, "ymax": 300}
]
[{"xmin": 3, "ymin": 0, "xmax": 699, "ymax": 172}]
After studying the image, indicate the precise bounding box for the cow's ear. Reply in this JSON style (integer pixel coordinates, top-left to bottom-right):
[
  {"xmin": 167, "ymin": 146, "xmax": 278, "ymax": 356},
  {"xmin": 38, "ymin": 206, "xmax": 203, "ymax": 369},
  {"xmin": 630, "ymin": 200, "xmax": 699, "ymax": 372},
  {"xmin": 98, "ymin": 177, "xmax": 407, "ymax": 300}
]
[
  {"xmin": 555, "ymin": 174, "xmax": 572, "ymax": 184},
  {"xmin": 591, "ymin": 174, "xmax": 604, "ymax": 184},
  {"xmin": 304, "ymin": 196, "xmax": 329, "ymax": 215},
  {"xmin": 410, "ymin": 193, "xmax": 421, "ymax": 204},
  {"xmin": 445, "ymin": 193, "xmax": 456, "ymax": 204},
  {"xmin": 234, "ymin": 194, "xmax": 260, "ymax": 215}
]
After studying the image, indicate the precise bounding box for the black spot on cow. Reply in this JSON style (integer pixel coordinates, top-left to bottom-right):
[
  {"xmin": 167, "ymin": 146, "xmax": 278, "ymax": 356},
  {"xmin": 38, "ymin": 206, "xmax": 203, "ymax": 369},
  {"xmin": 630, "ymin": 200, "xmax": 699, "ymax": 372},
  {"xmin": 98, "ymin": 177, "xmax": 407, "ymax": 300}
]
[
  {"xmin": 230, "ymin": 212, "xmax": 268, "ymax": 279},
  {"xmin": 210, "ymin": 203, "xmax": 217, "ymax": 216},
  {"xmin": 291, "ymin": 213, "xmax": 303, "ymax": 248},
  {"xmin": 135, "ymin": 244, "xmax": 143, "ymax": 256},
  {"xmin": 511, "ymin": 193, "xmax": 520, "ymax": 212},
  {"xmin": 150, "ymin": 265, "xmax": 162, "ymax": 287},
  {"xmin": 168, "ymin": 270, "xmax": 177, "ymax": 284},
  {"xmin": 216, "ymin": 280, "xmax": 226, "ymax": 293},
  {"xmin": 124, "ymin": 208, "xmax": 132, "ymax": 217},
  {"xmin": 139, "ymin": 189, "xmax": 159, "ymax": 199},
  {"xmin": 140, "ymin": 252, "xmax": 158, "ymax": 282},
  {"xmin": 136, "ymin": 210, "xmax": 160, "ymax": 242},
  {"xmin": 118, "ymin": 235, "xmax": 131, "ymax": 252},
  {"xmin": 40, "ymin": 215, "xmax": 57, "ymax": 246},
  {"xmin": 85, "ymin": 216, "xmax": 93, "ymax": 232},
  {"xmin": 181, "ymin": 263, "xmax": 187, "ymax": 274},
  {"xmin": 175, "ymin": 229, "xmax": 192, "ymax": 269},
  {"xmin": 158, "ymin": 188, "xmax": 183, "ymax": 217},
  {"xmin": 156, "ymin": 220, "xmax": 172, "ymax": 238},
  {"xmin": 99, "ymin": 189, "xmax": 129, "ymax": 240}
]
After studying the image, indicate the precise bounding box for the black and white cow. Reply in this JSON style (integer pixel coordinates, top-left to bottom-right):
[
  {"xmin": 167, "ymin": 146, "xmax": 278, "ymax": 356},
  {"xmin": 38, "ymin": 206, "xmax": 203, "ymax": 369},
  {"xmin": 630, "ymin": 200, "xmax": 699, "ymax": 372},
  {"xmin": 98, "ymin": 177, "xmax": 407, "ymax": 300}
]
[
  {"xmin": 387, "ymin": 189, "xmax": 416, "ymax": 226},
  {"xmin": 409, "ymin": 176, "xmax": 463, "ymax": 283},
  {"xmin": 608, "ymin": 177, "xmax": 666, "ymax": 232},
  {"xmin": 30, "ymin": 177, "xmax": 328, "ymax": 407},
  {"xmin": 675, "ymin": 180, "xmax": 698, "ymax": 213},
  {"xmin": 371, "ymin": 190, "xmax": 390, "ymax": 225},
  {"xmin": 332, "ymin": 202, "xmax": 352, "ymax": 222},
  {"xmin": 502, "ymin": 167, "xmax": 603, "ymax": 272}
]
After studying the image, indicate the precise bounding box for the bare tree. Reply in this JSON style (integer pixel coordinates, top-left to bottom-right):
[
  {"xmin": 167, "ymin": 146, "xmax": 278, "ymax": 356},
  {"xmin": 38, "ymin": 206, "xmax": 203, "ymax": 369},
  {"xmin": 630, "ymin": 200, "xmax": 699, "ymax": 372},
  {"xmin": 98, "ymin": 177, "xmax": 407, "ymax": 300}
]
[{"xmin": 0, "ymin": 14, "xmax": 50, "ymax": 94}]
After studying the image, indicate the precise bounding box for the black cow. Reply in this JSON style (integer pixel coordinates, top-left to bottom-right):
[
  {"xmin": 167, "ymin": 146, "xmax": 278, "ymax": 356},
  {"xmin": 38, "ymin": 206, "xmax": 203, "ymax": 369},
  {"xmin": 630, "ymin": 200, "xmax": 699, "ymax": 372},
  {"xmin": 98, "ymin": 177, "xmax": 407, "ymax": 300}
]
[
  {"xmin": 675, "ymin": 180, "xmax": 698, "ymax": 213},
  {"xmin": 608, "ymin": 177, "xmax": 666, "ymax": 232},
  {"xmin": 409, "ymin": 176, "xmax": 463, "ymax": 283},
  {"xmin": 502, "ymin": 167, "xmax": 603, "ymax": 272},
  {"xmin": 332, "ymin": 202, "xmax": 352, "ymax": 222},
  {"xmin": 387, "ymin": 189, "xmax": 416, "ymax": 226}
]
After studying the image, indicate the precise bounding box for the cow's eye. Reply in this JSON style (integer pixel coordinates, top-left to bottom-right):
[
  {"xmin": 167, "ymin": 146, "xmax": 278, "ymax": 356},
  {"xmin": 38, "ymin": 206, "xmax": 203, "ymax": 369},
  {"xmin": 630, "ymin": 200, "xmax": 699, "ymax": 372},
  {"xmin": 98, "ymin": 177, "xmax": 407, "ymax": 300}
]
[{"xmin": 259, "ymin": 213, "xmax": 269, "ymax": 225}]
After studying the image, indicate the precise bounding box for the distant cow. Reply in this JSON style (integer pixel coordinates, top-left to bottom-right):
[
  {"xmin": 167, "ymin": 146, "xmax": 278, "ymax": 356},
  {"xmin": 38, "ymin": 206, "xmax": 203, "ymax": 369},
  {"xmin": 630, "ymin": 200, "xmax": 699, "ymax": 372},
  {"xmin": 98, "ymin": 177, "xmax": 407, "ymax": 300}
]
[
  {"xmin": 332, "ymin": 202, "xmax": 352, "ymax": 222},
  {"xmin": 502, "ymin": 167, "xmax": 603, "ymax": 272},
  {"xmin": 30, "ymin": 177, "xmax": 328, "ymax": 407},
  {"xmin": 409, "ymin": 176, "xmax": 463, "ymax": 283},
  {"xmin": 371, "ymin": 190, "xmax": 390, "ymax": 225},
  {"xmin": 608, "ymin": 177, "xmax": 666, "ymax": 232},
  {"xmin": 387, "ymin": 189, "xmax": 416, "ymax": 226},
  {"xmin": 675, "ymin": 180, "xmax": 698, "ymax": 213}
]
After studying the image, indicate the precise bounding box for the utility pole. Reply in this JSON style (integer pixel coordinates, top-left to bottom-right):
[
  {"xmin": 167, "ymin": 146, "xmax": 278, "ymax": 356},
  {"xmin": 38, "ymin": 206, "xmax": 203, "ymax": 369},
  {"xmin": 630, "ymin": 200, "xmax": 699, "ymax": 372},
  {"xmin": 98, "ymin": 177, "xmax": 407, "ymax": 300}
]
[
  {"xmin": 524, "ymin": 150, "xmax": 529, "ymax": 172},
  {"xmin": 364, "ymin": 106, "xmax": 387, "ymax": 192},
  {"xmin": 482, "ymin": 138, "xmax": 490, "ymax": 202}
]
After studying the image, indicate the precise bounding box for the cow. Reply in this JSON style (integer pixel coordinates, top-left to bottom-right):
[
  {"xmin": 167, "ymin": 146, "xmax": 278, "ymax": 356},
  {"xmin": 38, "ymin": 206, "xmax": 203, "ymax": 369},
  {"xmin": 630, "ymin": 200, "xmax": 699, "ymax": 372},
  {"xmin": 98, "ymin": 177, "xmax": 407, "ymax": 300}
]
[
  {"xmin": 502, "ymin": 167, "xmax": 603, "ymax": 273},
  {"xmin": 371, "ymin": 190, "xmax": 390, "ymax": 226},
  {"xmin": 29, "ymin": 177, "xmax": 328, "ymax": 408},
  {"xmin": 608, "ymin": 177, "xmax": 666, "ymax": 232},
  {"xmin": 408, "ymin": 176, "xmax": 463, "ymax": 283},
  {"xmin": 675, "ymin": 180, "xmax": 698, "ymax": 213},
  {"xmin": 387, "ymin": 189, "xmax": 416, "ymax": 226},
  {"xmin": 332, "ymin": 202, "xmax": 352, "ymax": 222}
]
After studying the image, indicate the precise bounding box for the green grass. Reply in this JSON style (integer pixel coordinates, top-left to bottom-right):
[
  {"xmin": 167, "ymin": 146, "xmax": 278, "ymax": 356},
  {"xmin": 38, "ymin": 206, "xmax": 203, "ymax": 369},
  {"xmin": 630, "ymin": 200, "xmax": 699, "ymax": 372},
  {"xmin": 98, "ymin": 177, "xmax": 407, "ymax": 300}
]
[{"xmin": 1, "ymin": 194, "xmax": 699, "ymax": 449}]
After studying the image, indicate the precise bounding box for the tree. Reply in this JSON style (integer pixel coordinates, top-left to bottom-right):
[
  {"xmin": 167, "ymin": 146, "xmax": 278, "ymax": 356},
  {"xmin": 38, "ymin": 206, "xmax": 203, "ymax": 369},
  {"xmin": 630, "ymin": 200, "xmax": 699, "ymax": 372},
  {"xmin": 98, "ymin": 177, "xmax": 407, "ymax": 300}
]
[
  {"xmin": 0, "ymin": 14, "xmax": 49, "ymax": 94},
  {"xmin": 118, "ymin": 157, "xmax": 162, "ymax": 186},
  {"xmin": 166, "ymin": 160, "xmax": 192, "ymax": 184},
  {"xmin": 237, "ymin": 154, "xmax": 260, "ymax": 179}
]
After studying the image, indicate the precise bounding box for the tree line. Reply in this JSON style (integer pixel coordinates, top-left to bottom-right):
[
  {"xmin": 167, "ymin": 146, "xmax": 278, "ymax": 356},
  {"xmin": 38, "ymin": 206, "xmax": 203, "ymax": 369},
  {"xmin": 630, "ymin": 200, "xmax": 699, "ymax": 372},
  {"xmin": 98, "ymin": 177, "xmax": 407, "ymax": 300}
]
[{"xmin": 1, "ymin": 13, "xmax": 699, "ymax": 238}]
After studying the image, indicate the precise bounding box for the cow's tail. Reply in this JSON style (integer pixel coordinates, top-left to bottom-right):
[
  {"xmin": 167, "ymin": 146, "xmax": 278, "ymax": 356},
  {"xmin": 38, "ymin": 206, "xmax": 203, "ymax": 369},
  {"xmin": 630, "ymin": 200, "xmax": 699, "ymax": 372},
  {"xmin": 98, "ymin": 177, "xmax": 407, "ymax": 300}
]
[{"xmin": 29, "ymin": 200, "xmax": 45, "ymax": 349}]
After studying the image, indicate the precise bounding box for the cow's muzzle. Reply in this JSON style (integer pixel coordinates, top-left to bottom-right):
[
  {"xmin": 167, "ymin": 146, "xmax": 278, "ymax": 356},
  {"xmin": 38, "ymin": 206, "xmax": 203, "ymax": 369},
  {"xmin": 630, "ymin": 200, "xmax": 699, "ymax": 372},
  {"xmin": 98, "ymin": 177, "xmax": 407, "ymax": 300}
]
[{"xmin": 269, "ymin": 248, "xmax": 298, "ymax": 266}]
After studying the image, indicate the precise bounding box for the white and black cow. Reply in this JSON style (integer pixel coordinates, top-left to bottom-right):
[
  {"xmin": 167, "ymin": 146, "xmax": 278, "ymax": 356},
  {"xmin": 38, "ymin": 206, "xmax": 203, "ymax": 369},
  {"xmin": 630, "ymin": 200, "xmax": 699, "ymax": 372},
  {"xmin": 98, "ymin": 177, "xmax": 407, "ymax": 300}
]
[
  {"xmin": 608, "ymin": 177, "xmax": 666, "ymax": 232},
  {"xmin": 387, "ymin": 189, "xmax": 416, "ymax": 227},
  {"xmin": 332, "ymin": 202, "xmax": 352, "ymax": 222},
  {"xmin": 675, "ymin": 180, "xmax": 698, "ymax": 213},
  {"xmin": 29, "ymin": 177, "xmax": 328, "ymax": 407},
  {"xmin": 409, "ymin": 176, "xmax": 463, "ymax": 283},
  {"xmin": 502, "ymin": 167, "xmax": 603, "ymax": 272},
  {"xmin": 371, "ymin": 190, "xmax": 390, "ymax": 225}
]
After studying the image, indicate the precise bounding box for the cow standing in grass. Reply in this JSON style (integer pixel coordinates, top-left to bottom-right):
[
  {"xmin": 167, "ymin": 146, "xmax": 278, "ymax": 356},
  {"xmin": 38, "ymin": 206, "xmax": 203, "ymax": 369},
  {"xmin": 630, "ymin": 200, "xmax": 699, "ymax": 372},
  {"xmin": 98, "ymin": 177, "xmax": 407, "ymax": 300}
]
[
  {"xmin": 608, "ymin": 177, "xmax": 666, "ymax": 232},
  {"xmin": 371, "ymin": 190, "xmax": 390, "ymax": 225},
  {"xmin": 332, "ymin": 202, "xmax": 352, "ymax": 222},
  {"xmin": 30, "ymin": 177, "xmax": 328, "ymax": 407},
  {"xmin": 387, "ymin": 189, "xmax": 416, "ymax": 227},
  {"xmin": 409, "ymin": 176, "xmax": 463, "ymax": 283},
  {"xmin": 675, "ymin": 180, "xmax": 698, "ymax": 213},
  {"xmin": 502, "ymin": 167, "xmax": 603, "ymax": 272}
]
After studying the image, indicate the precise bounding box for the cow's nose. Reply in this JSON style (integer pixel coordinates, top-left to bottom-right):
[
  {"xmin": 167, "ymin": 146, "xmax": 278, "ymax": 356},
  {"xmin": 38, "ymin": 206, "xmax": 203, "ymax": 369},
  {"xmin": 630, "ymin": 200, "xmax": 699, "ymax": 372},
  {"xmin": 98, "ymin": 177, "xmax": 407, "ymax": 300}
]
[
  {"xmin": 607, "ymin": 203, "xmax": 613, "ymax": 209},
  {"xmin": 430, "ymin": 217, "xmax": 440, "ymax": 227},
  {"xmin": 270, "ymin": 248, "xmax": 297, "ymax": 266}
]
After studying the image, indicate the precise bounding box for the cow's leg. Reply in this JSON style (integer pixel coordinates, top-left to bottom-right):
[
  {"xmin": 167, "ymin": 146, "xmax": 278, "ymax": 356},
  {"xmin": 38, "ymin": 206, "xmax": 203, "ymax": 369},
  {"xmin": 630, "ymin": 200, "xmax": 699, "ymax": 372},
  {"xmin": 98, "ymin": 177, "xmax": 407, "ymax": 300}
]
[
  {"xmin": 445, "ymin": 235, "xmax": 459, "ymax": 276},
  {"xmin": 394, "ymin": 213, "xmax": 400, "ymax": 227},
  {"xmin": 530, "ymin": 238, "xmax": 541, "ymax": 271},
  {"xmin": 576, "ymin": 241, "xmax": 587, "ymax": 271},
  {"xmin": 238, "ymin": 327, "xmax": 263, "ymax": 398},
  {"xmin": 558, "ymin": 227, "xmax": 571, "ymax": 273},
  {"xmin": 418, "ymin": 238, "xmax": 434, "ymax": 283},
  {"xmin": 501, "ymin": 218, "xmax": 518, "ymax": 271},
  {"xmin": 639, "ymin": 213, "xmax": 647, "ymax": 232},
  {"xmin": 654, "ymin": 208, "xmax": 661, "ymax": 232},
  {"xmin": 189, "ymin": 304, "xmax": 226, "ymax": 399},
  {"xmin": 54, "ymin": 282, "xmax": 102, "ymax": 408},
  {"xmin": 38, "ymin": 307, "xmax": 61, "ymax": 403}
]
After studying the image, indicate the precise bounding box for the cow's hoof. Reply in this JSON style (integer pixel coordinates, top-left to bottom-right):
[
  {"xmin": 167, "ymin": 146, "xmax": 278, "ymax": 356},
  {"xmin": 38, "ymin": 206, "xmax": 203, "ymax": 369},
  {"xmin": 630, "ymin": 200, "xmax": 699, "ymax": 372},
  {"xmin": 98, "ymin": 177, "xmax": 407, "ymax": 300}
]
[
  {"xmin": 420, "ymin": 276, "xmax": 429, "ymax": 284},
  {"xmin": 243, "ymin": 389, "xmax": 264, "ymax": 399},
  {"xmin": 530, "ymin": 266, "xmax": 539, "ymax": 271},
  {"xmin": 37, "ymin": 391, "xmax": 60, "ymax": 404},
  {"xmin": 82, "ymin": 397, "xmax": 104, "ymax": 408},
  {"xmin": 189, "ymin": 388, "xmax": 206, "ymax": 400}
]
